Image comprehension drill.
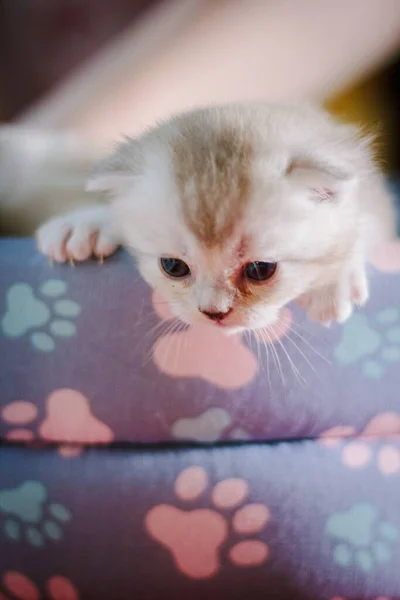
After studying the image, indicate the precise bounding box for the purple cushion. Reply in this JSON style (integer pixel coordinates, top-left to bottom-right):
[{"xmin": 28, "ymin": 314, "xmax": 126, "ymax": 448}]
[
  {"xmin": 0, "ymin": 240, "xmax": 400, "ymax": 443},
  {"xmin": 0, "ymin": 239, "xmax": 400, "ymax": 447},
  {"xmin": 1, "ymin": 239, "xmax": 400, "ymax": 598}
]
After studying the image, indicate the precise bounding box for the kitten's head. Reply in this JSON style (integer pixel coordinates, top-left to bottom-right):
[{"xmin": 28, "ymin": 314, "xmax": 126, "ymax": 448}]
[{"xmin": 88, "ymin": 103, "xmax": 366, "ymax": 331}]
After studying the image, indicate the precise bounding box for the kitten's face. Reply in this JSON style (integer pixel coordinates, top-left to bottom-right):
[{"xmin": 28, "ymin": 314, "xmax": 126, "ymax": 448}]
[
  {"xmin": 89, "ymin": 105, "xmax": 358, "ymax": 331},
  {"xmin": 116, "ymin": 204, "xmax": 352, "ymax": 332}
]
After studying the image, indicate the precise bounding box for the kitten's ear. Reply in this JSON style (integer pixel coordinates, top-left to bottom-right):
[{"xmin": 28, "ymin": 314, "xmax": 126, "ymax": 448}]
[
  {"xmin": 286, "ymin": 159, "xmax": 355, "ymax": 203},
  {"xmin": 86, "ymin": 137, "xmax": 142, "ymax": 196}
]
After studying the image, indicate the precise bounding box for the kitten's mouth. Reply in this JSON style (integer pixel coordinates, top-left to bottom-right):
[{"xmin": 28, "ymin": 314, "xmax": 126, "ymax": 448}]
[{"xmin": 212, "ymin": 317, "xmax": 236, "ymax": 330}]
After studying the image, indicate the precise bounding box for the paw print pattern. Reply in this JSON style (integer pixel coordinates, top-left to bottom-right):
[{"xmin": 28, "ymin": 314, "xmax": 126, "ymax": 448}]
[
  {"xmin": 0, "ymin": 572, "xmax": 78, "ymax": 600},
  {"xmin": 171, "ymin": 408, "xmax": 232, "ymax": 442},
  {"xmin": 1, "ymin": 279, "xmax": 81, "ymax": 352},
  {"xmin": 370, "ymin": 239, "xmax": 400, "ymax": 273},
  {"xmin": 335, "ymin": 308, "xmax": 400, "ymax": 379},
  {"xmin": 326, "ymin": 503, "xmax": 399, "ymax": 573},
  {"xmin": 0, "ymin": 481, "xmax": 71, "ymax": 547},
  {"xmin": 145, "ymin": 466, "xmax": 270, "ymax": 579},
  {"xmin": 1, "ymin": 389, "xmax": 114, "ymax": 454},
  {"xmin": 171, "ymin": 408, "xmax": 253, "ymax": 442},
  {"xmin": 320, "ymin": 412, "xmax": 400, "ymax": 475},
  {"xmin": 151, "ymin": 292, "xmax": 291, "ymax": 389}
]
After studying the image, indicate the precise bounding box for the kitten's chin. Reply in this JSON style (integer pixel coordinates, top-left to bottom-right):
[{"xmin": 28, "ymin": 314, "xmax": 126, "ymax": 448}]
[
  {"xmin": 176, "ymin": 315, "xmax": 278, "ymax": 334},
  {"xmin": 180, "ymin": 316, "xmax": 245, "ymax": 335},
  {"xmin": 218, "ymin": 324, "xmax": 246, "ymax": 335},
  {"xmin": 175, "ymin": 312, "xmax": 245, "ymax": 334}
]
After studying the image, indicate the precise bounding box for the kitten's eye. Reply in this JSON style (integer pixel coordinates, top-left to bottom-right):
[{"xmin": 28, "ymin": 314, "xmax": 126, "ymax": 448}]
[
  {"xmin": 243, "ymin": 261, "xmax": 277, "ymax": 282},
  {"xmin": 160, "ymin": 257, "xmax": 190, "ymax": 278}
]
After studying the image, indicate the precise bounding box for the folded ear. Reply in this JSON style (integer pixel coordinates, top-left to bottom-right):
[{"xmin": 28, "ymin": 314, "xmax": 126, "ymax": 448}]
[
  {"xmin": 86, "ymin": 137, "xmax": 142, "ymax": 196},
  {"xmin": 286, "ymin": 159, "xmax": 355, "ymax": 203}
]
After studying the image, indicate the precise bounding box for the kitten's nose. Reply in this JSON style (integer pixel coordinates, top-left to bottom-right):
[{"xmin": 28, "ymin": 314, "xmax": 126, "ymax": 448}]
[{"xmin": 200, "ymin": 308, "xmax": 231, "ymax": 322}]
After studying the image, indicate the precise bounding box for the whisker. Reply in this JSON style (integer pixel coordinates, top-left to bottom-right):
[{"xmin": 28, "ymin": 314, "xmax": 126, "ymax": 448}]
[
  {"xmin": 274, "ymin": 319, "xmax": 326, "ymax": 385},
  {"xmin": 134, "ymin": 318, "xmax": 166, "ymax": 356},
  {"xmin": 254, "ymin": 329, "xmax": 272, "ymax": 391},
  {"xmin": 289, "ymin": 318, "xmax": 333, "ymax": 349},
  {"xmin": 260, "ymin": 327, "xmax": 285, "ymax": 386},
  {"xmin": 249, "ymin": 329, "xmax": 261, "ymax": 374},
  {"xmin": 269, "ymin": 326, "xmax": 305, "ymax": 386},
  {"xmin": 288, "ymin": 326, "xmax": 331, "ymax": 364},
  {"xmin": 170, "ymin": 320, "xmax": 182, "ymax": 371},
  {"xmin": 155, "ymin": 318, "xmax": 183, "ymax": 369},
  {"xmin": 263, "ymin": 328, "xmax": 286, "ymax": 385},
  {"xmin": 143, "ymin": 317, "xmax": 176, "ymax": 345},
  {"xmin": 143, "ymin": 317, "xmax": 184, "ymax": 365},
  {"xmin": 282, "ymin": 331, "xmax": 316, "ymax": 381}
]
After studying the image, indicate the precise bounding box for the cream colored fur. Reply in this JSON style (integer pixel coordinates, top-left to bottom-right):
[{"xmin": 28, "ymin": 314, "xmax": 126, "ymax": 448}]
[{"xmin": 4, "ymin": 104, "xmax": 396, "ymax": 330}]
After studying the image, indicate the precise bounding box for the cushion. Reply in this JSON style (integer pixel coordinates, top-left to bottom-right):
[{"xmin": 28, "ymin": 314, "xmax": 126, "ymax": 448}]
[
  {"xmin": 0, "ymin": 440, "xmax": 399, "ymax": 598},
  {"xmin": 1, "ymin": 238, "xmax": 400, "ymax": 448}
]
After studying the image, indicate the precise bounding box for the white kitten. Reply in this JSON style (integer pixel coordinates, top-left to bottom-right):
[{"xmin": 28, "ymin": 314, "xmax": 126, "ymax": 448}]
[{"xmin": 37, "ymin": 103, "xmax": 394, "ymax": 331}]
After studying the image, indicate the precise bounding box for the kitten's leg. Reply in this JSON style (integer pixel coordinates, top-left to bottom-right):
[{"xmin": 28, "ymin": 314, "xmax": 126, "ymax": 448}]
[
  {"xmin": 36, "ymin": 206, "xmax": 120, "ymax": 263},
  {"xmin": 350, "ymin": 266, "xmax": 369, "ymax": 307},
  {"xmin": 297, "ymin": 263, "xmax": 368, "ymax": 324}
]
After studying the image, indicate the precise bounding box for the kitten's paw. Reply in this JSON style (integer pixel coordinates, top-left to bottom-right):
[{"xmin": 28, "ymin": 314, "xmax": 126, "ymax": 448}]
[
  {"xmin": 350, "ymin": 268, "xmax": 369, "ymax": 307},
  {"xmin": 297, "ymin": 285, "xmax": 352, "ymax": 325},
  {"xmin": 36, "ymin": 207, "xmax": 119, "ymax": 263},
  {"xmin": 298, "ymin": 276, "xmax": 368, "ymax": 325}
]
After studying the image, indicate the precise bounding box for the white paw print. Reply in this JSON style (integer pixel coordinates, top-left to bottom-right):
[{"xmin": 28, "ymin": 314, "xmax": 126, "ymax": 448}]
[{"xmin": 1, "ymin": 279, "xmax": 81, "ymax": 352}]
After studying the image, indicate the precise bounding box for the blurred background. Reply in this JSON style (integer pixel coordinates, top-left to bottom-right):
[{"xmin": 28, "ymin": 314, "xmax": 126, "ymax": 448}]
[{"xmin": 0, "ymin": 0, "xmax": 400, "ymax": 169}]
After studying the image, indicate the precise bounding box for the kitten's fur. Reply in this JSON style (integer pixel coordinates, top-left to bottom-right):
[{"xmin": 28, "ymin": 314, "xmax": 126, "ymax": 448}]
[{"xmin": 34, "ymin": 103, "xmax": 394, "ymax": 331}]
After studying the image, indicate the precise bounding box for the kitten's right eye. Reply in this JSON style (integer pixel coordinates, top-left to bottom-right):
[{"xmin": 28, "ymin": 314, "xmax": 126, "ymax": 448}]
[{"xmin": 160, "ymin": 257, "xmax": 190, "ymax": 278}]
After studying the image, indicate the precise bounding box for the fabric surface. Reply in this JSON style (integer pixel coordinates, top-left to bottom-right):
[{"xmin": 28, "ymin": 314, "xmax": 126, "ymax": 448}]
[
  {"xmin": 1, "ymin": 238, "xmax": 400, "ymax": 598},
  {"xmin": 0, "ymin": 442, "xmax": 399, "ymax": 599},
  {"xmin": 1, "ymin": 240, "xmax": 400, "ymax": 446}
]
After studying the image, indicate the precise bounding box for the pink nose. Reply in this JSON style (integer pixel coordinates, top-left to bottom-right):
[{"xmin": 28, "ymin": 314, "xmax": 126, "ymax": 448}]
[{"xmin": 200, "ymin": 308, "xmax": 232, "ymax": 322}]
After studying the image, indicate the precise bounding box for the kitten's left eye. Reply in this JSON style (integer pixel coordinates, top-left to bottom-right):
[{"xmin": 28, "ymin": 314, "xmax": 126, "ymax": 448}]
[
  {"xmin": 243, "ymin": 261, "xmax": 277, "ymax": 282},
  {"xmin": 160, "ymin": 257, "xmax": 190, "ymax": 278}
]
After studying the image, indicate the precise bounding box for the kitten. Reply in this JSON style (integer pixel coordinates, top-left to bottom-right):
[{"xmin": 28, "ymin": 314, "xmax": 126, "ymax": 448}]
[{"xmin": 37, "ymin": 103, "xmax": 394, "ymax": 332}]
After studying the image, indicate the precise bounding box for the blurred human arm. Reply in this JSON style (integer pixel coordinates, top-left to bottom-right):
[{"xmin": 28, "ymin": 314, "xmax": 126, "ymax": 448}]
[{"xmin": 20, "ymin": 0, "xmax": 400, "ymax": 144}]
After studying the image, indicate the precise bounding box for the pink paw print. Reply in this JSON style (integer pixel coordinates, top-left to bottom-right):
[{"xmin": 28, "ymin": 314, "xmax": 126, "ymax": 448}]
[
  {"xmin": 151, "ymin": 293, "xmax": 291, "ymax": 388},
  {"xmin": 1, "ymin": 389, "xmax": 113, "ymax": 457},
  {"xmin": 145, "ymin": 466, "xmax": 270, "ymax": 579},
  {"xmin": 0, "ymin": 572, "xmax": 78, "ymax": 600},
  {"xmin": 320, "ymin": 412, "xmax": 400, "ymax": 475},
  {"xmin": 370, "ymin": 239, "xmax": 400, "ymax": 273}
]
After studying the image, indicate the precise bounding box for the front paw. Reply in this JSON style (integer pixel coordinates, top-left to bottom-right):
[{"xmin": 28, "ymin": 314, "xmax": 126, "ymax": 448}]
[
  {"xmin": 297, "ymin": 286, "xmax": 351, "ymax": 324},
  {"xmin": 297, "ymin": 271, "xmax": 368, "ymax": 325},
  {"xmin": 36, "ymin": 207, "xmax": 119, "ymax": 263}
]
